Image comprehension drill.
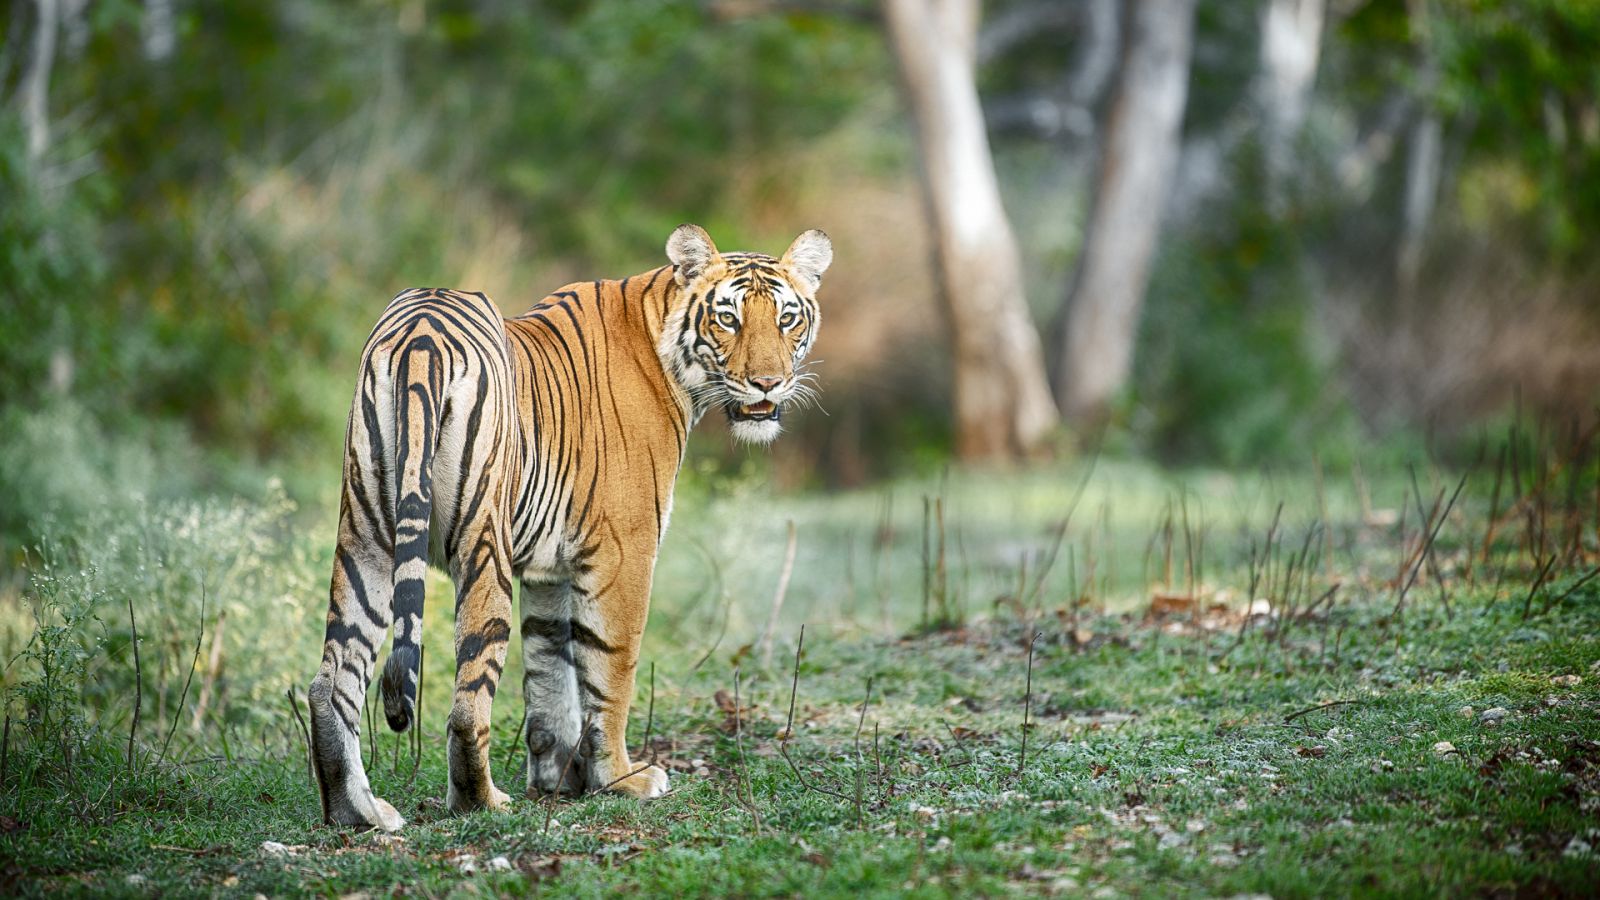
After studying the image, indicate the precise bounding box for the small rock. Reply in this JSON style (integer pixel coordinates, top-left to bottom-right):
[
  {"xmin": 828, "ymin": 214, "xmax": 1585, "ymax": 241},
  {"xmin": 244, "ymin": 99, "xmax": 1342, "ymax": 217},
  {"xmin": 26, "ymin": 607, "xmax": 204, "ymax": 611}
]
[
  {"xmin": 1052, "ymin": 876, "xmax": 1081, "ymax": 890},
  {"xmin": 1433, "ymin": 741, "xmax": 1457, "ymax": 755},
  {"xmin": 1478, "ymin": 707, "xmax": 1509, "ymax": 726},
  {"xmin": 1158, "ymin": 830, "xmax": 1190, "ymax": 850},
  {"xmin": 1563, "ymin": 836, "xmax": 1594, "ymax": 859},
  {"xmin": 1505, "ymin": 843, "xmax": 1523, "ymax": 856},
  {"xmin": 456, "ymin": 853, "xmax": 479, "ymax": 875},
  {"xmin": 1552, "ymin": 674, "xmax": 1582, "ymax": 687},
  {"xmin": 487, "ymin": 855, "xmax": 512, "ymax": 872},
  {"xmin": 1458, "ymin": 706, "xmax": 1474, "ymax": 718},
  {"xmin": 1186, "ymin": 818, "xmax": 1207, "ymax": 833},
  {"xmin": 910, "ymin": 804, "xmax": 938, "ymax": 823},
  {"xmin": 125, "ymin": 874, "xmax": 149, "ymax": 888},
  {"xmin": 259, "ymin": 841, "xmax": 292, "ymax": 858},
  {"xmin": 1331, "ymin": 817, "xmax": 1355, "ymax": 829}
]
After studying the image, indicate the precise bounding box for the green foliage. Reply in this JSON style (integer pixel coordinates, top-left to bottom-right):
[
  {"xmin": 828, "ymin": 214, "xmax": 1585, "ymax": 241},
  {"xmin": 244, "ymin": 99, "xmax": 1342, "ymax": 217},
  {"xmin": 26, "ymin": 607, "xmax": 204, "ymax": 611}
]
[
  {"xmin": 1, "ymin": 480, "xmax": 320, "ymax": 759},
  {"xmin": 1336, "ymin": 0, "xmax": 1600, "ymax": 262},
  {"xmin": 4, "ymin": 549, "xmax": 107, "ymax": 776},
  {"xmin": 1134, "ymin": 149, "xmax": 1355, "ymax": 467},
  {"xmin": 1435, "ymin": 0, "xmax": 1600, "ymax": 259},
  {"xmin": 0, "ymin": 118, "xmax": 109, "ymax": 405},
  {"xmin": 418, "ymin": 1, "xmax": 883, "ymax": 265}
]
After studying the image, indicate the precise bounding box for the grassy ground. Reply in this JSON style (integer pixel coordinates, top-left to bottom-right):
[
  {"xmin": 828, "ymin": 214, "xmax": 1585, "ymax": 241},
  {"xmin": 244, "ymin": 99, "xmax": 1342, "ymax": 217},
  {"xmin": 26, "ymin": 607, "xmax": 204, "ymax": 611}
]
[{"xmin": 3, "ymin": 456, "xmax": 1599, "ymax": 897}]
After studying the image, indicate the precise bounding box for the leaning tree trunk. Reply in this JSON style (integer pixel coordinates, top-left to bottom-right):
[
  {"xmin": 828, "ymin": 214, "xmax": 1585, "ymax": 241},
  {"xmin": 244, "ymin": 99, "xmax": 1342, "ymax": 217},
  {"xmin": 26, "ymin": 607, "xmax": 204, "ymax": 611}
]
[
  {"xmin": 1056, "ymin": 0, "xmax": 1197, "ymax": 424},
  {"xmin": 883, "ymin": 0, "xmax": 1060, "ymax": 461},
  {"xmin": 1258, "ymin": 0, "xmax": 1326, "ymax": 211},
  {"xmin": 21, "ymin": 0, "xmax": 59, "ymax": 161}
]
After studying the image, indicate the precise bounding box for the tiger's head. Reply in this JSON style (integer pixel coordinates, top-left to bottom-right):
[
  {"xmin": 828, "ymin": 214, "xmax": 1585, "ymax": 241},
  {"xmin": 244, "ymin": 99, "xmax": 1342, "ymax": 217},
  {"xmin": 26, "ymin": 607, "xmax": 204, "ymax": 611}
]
[{"xmin": 661, "ymin": 223, "xmax": 832, "ymax": 444}]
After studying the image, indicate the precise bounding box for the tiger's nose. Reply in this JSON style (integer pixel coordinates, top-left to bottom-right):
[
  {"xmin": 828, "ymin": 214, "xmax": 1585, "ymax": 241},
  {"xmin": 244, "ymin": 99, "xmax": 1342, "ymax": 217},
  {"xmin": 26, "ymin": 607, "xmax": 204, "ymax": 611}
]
[{"xmin": 750, "ymin": 376, "xmax": 783, "ymax": 394}]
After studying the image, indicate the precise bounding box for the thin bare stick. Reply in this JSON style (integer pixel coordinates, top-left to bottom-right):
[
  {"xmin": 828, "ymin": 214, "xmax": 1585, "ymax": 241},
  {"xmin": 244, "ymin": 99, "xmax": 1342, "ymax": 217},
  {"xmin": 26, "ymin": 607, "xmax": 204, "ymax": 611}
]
[
  {"xmin": 691, "ymin": 550, "xmax": 732, "ymax": 673},
  {"xmin": 921, "ymin": 496, "xmax": 931, "ymax": 631},
  {"xmin": 853, "ymin": 674, "xmax": 875, "ymax": 760},
  {"xmin": 158, "ymin": 583, "xmax": 207, "ymax": 766},
  {"xmin": 644, "ymin": 661, "xmax": 657, "ymax": 765},
  {"xmin": 410, "ymin": 643, "xmax": 425, "ymax": 783},
  {"xmin": 543, "ymin": 716, "xmax": 593, "ymax": 833},
  {"xmin": 1541, "ymin": 564, "xmax": 1600, "ymax": 617},
  {"xmin": 594, "ymin": 761, "xmax": 654, "ymax": 794},
  {"xmin": 758, "ymin": 520, "xmax": 800, "ymax": 670},
  {"xmin": 935, "ymin": 496, "xmax": 949, "ymax": 623},
  {"xmin": 505, "ymin": 711, "xmax": 527, "ymax": 778},
  {"xmin": 284, "ymin": 687, "xmax": 314, "ymax": 786},
  {"xmin": 732, "ymin": 668, "xmax": 763, "ymax": 830},
  {"xmin": 1018, "ymin": 631, "xmax": 1042, "ymax": 779},
  {"xmin": 191, "ymin": 610, "xmax": 227, "ymax": 729},
  {"xmin": 1283, "ymin": 699, "xmax": 1360, "ymax": 724},
  {"xmin": 1390, "ymin": 475, "xmax": 1466, "ymax": 621},
  {"xmin": 1408, "ymin": 467, "xmax": 1453, "ymax": 617},
  {"xmin": 126, "ymin": 594, "xmax": 143, "ymax": 773},
  {"xmin": 778, "ymin": 626, "xmax": 852, "ymax": 803},
  {"xmin": 1518, "ymin": 554, "xmax": 1559, "ymax": 621}
]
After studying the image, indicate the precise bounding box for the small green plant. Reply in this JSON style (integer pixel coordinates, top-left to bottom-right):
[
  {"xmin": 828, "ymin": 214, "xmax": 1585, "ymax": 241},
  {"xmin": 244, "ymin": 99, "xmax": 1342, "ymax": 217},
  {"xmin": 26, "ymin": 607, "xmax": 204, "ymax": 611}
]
[{"xmin": 3, "ymin": 543, "xmax": 107, "ymax": 790}]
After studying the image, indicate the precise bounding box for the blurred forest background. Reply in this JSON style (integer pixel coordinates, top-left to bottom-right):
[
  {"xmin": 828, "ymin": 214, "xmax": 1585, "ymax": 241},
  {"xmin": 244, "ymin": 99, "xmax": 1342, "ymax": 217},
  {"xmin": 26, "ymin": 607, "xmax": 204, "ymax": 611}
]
[{"xmin": 3, "ymin": 0, "xmax": 1599, "ymax": 557}]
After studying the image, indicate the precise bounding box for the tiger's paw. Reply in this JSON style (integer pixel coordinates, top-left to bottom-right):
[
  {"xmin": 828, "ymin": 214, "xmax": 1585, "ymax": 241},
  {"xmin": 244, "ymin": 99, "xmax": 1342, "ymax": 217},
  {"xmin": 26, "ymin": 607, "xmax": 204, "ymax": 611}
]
[
  {"xmin": 327, "ymin": 792, "xmax": 406, "ymax": 832},
  {"xmin": 526, "ymin": 742, "xmax": 587, "ymax": 797},
  {"xmin": 447, "ymin": 782, "xmax": 512, "ymax": 816},
  {"xmin": 605, "ymin": 764, "xmax": 670, "ymax": 800}
]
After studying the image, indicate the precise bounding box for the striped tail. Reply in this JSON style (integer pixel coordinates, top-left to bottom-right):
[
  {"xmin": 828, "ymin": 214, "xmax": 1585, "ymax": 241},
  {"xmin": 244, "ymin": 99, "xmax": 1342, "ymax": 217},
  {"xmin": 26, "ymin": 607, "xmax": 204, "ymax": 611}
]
[{"xmin": 380, "ymin": 338, "xmax": 442, "ymax": 733}]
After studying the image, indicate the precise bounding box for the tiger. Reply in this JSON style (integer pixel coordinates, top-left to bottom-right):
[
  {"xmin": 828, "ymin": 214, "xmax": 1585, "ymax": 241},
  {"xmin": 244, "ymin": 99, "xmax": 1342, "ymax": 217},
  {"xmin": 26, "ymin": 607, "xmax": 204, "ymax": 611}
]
[{"xmin": 306, "ymin": 224, "xmax": 831, "ymax": 830}]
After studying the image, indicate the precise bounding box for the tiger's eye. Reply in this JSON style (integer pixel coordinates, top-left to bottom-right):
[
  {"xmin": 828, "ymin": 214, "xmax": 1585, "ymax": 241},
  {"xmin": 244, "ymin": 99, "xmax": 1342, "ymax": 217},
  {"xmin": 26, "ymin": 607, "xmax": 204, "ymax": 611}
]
[
  {"xmin": 717, "ymin": 312, "xmax": 739, "ymax": 330},
  {"xmin": 779, "ymin": 312, "xmax": 797, "ymax": 328}
]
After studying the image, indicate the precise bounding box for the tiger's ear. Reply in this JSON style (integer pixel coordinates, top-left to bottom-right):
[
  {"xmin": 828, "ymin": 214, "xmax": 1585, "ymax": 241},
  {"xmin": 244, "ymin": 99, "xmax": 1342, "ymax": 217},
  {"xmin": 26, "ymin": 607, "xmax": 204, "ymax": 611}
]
[
  {"xmin": 667, "ymin": 224, "xmax": 719, "ymax": 286},
  {"xmin": 782, "ymin": 229, "xmax": 832, "ymax": 291}
]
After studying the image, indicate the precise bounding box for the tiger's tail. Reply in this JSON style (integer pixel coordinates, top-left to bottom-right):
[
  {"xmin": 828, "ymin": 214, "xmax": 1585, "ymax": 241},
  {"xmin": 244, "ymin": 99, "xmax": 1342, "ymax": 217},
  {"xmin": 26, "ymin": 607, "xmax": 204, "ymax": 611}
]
[{"xmin": 380, "ymin": 339, "xmax": 442, "ymax": 733}]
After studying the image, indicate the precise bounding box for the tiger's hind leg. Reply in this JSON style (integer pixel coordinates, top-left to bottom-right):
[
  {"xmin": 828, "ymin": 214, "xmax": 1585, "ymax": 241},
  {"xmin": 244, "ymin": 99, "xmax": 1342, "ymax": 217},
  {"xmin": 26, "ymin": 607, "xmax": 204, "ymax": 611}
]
[
  {"xmin": 441, "ymin": 516, "xmax": 516, "ymax": 816},
  {"xmin": 519, "ymin": 578, "xmax": 587, "ymax": 796},
  {"xmin": 308, "ymin": 532, "xmax": 404, "ymax": 831}
]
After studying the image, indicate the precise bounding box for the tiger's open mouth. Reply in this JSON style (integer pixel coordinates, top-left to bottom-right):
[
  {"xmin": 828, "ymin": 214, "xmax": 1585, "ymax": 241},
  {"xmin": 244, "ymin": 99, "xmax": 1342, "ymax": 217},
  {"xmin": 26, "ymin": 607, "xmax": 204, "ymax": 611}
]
[{"xmin": 728, "ymin": 400, "xmax": 781, "ymax": 422}]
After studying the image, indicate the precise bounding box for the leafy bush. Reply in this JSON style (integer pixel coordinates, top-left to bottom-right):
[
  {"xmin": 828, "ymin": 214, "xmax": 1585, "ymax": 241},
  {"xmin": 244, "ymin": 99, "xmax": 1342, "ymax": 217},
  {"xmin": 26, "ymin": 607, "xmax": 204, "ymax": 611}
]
[
  {"xmin": 1133, "ymin": 148, "xmax": 1358, "ymax": 466},
  {"xmin": 2, "ymin": 482, "xmax": 324, "ymax": 766}
]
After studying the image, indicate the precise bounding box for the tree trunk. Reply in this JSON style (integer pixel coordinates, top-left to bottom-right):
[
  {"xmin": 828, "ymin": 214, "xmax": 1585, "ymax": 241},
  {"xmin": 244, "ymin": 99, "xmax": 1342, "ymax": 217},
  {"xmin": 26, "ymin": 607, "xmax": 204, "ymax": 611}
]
[
  {"xmin": 1397, "ymin": 0, "xmax": 1440, "ymax": 304},
  {"xmin": 883, "ymin": 0, "xmax": 1060, "ymax": 461},
  {"xmin": 1055, "ymin": 0, "xmax": 1197, "ymax": 424},
  {"xmin": 1257, "ymin": 0, "xmax": 1326, "ymax": 210},
  {"xmin": 21, "ymin": 0, "xmax": 59, "ymax": 161},
  {"xmin": 142, "ymin": 0, "xmax": 176, "ymax": 62}
]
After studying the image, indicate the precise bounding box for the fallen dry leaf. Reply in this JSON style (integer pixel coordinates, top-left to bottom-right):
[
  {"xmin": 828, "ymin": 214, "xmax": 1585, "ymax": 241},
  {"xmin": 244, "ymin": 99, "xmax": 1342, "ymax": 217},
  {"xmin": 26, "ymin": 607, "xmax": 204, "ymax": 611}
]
[{"xmin": 1149, "ymin": 592, "xmax": 1195, "ymax": 618}]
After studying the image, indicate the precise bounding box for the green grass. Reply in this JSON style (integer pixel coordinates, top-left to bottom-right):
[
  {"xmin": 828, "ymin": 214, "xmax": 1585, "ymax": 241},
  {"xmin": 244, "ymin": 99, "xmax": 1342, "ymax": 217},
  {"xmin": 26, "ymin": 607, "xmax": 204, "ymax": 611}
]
[{"xmin": 3, "ymin": 458, "xmax": 1598, "ymax": 897}]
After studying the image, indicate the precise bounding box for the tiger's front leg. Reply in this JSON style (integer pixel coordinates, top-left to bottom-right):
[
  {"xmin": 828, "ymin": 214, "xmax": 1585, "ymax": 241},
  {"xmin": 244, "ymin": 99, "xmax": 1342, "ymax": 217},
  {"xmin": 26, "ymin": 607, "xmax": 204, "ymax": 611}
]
[
  {"xmin": 569, "ymin": 546, "xmax": 669, "ymax": 799},
  {"xmin": 519, "ymin": 578, "xmax": 587, "ymax": 797}
]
